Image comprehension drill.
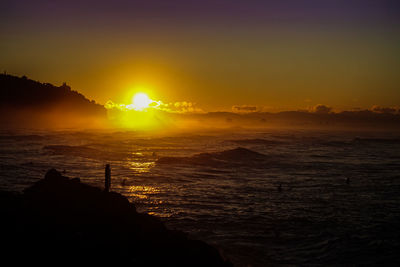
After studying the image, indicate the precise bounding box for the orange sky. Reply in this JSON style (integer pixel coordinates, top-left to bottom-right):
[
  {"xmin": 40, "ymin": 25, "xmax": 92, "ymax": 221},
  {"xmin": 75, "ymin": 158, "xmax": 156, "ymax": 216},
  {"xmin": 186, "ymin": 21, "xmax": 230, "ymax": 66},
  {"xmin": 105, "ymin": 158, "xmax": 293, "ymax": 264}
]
[{"xmin": 1, "ymin": 1, "xmax": 399, "ymax": 112}]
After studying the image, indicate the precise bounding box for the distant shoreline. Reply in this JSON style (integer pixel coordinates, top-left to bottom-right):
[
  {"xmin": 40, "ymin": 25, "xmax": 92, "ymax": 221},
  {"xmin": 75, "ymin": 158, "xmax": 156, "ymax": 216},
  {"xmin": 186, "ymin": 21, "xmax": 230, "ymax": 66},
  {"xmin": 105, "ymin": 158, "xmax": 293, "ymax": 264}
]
[{"xmin": 1, "ymin": 74, "xmax": 400, "ymax": 131}]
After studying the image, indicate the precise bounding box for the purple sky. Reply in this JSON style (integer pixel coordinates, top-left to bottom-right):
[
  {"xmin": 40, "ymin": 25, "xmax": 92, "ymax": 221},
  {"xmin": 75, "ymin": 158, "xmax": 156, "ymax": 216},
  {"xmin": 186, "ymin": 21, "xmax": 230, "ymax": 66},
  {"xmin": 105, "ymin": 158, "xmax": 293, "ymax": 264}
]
[{"xmin": 3, "ymin": 0, "xmax": 399, "ymax": 27}]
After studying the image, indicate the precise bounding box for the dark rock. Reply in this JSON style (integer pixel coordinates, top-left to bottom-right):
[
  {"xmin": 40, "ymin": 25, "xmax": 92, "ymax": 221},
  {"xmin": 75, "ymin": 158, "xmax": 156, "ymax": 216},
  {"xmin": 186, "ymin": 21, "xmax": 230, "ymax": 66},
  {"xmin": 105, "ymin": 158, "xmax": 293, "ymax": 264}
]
[
  {"xmin": 0, "ymin": 169, "xmax": 232, "ymax": 266},
  {"xmin": 44, "ymin": 168, "xmax": 67, "ymax": 180}
]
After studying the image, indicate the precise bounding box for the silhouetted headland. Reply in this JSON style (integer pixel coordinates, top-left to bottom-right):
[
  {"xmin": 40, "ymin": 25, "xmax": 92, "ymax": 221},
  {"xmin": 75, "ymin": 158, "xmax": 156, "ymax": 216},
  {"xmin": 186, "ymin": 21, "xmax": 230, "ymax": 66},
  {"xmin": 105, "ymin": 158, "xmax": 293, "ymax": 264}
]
[
  {"xmin": 0, "ymin": 169, "xmax": 232, "ymax": 266},
  {"xmin": 0, "ymin": 74, "xmax": 106, "ymax": 128}
]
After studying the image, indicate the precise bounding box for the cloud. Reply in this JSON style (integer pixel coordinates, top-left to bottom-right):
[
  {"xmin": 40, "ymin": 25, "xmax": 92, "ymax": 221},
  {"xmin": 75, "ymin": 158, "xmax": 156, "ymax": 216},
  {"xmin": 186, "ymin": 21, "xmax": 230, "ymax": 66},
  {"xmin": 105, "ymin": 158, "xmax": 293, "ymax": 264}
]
[
  {"xmin": 232, "ymin": 105, "xmax": 258, "ymax": 113},
  {"xmin": 158, "ymin": 101, "xmax": 203, "ymax": 113},
  {"xmin": 105, "ymin": 100, "xmax": 203, "ymax": 114},
  {"xmin": 370, "ymin": 105, "xmax": 399, "ymax": 114},
  {"xmin": 311, "ymin": 104, "xmax": 332, "ymax": 114}
]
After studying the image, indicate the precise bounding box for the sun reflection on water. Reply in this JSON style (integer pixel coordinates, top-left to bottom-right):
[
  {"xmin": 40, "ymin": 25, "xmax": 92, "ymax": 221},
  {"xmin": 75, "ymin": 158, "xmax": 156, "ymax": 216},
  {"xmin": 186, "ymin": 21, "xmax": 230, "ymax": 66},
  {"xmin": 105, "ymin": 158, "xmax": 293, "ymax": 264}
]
[
  {"xmin": 130, "ymin": 152, "xmax": 144, "ymax": 157},
  {"xmin": 127, "ymin": 161, "xmax": 154, "ymax": 173},
  {"xmin": 128, "ymin": 185, "xmax": 161, "ymax": 200}
]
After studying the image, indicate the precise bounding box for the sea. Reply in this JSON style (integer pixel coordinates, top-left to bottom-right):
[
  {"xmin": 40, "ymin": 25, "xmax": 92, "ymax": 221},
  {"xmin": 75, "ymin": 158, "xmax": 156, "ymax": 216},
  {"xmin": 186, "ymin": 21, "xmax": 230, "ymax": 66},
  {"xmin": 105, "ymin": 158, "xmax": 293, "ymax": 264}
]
[{"xmin": 1, "ymin": 128, "xmax": 400, "ymax": 266}]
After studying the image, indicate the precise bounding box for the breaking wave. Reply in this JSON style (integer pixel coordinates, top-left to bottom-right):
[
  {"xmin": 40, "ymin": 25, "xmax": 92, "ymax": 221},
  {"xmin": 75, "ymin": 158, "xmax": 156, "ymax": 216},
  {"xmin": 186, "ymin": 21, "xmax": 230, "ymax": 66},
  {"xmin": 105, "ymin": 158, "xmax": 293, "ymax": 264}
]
[
  {"xmin": 43, "ymin": 145, "xmax": 129, "ymax": 161},
  {"xmin": 157, "ymin": 147, "xmax": 267, "ymax": 166}
]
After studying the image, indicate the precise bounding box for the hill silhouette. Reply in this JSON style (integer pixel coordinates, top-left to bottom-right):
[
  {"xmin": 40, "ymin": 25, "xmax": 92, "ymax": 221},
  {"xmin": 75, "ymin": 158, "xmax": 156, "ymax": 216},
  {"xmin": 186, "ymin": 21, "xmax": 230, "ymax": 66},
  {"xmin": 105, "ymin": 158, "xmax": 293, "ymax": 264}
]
[{"xmin": 0, "ymin": 74, "xmax": 106, "ymax": 128}]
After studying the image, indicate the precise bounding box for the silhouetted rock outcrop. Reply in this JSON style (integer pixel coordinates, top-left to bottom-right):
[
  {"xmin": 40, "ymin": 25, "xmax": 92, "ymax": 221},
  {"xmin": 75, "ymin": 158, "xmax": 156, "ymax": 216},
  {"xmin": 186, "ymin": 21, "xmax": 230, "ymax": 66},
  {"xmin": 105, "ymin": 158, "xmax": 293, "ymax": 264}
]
[{"xmin": 0, "ymin": 169, "xmax": 232, "ymax": 266}]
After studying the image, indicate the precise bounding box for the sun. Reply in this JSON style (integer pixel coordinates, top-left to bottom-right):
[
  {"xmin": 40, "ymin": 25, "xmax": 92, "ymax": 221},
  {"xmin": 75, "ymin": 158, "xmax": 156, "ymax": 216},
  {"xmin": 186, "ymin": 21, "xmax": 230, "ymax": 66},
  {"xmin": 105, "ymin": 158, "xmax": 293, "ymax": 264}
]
[{"xmin": 132, "ymin": 93, "xmax": 152, "ymax": 110}]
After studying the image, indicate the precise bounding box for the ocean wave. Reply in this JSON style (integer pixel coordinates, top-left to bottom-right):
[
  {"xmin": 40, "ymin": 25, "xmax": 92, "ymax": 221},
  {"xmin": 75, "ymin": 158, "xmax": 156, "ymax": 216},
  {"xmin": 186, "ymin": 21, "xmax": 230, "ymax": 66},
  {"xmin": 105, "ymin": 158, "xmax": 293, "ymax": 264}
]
[
  {"xmin": 352, "ymin": 137, "xmax": 400, "ymax": 144},
  {"xmin": 157, "ymin": 147, "xmax": 268, "ymax": 166},
  {"xmin": 43, "ymin": 145, "xmax": 129, "ymax": 161},
  {"xmin": 229, "ymin": 138, "xmax": 285, "ymax": 146},
  {"xmin": 319, "ymin": 140, "xmax": 351, "ymax": 147},
  {"xmin": 0, "ymin": 134, "xmax": 45, "ymax": 141}
]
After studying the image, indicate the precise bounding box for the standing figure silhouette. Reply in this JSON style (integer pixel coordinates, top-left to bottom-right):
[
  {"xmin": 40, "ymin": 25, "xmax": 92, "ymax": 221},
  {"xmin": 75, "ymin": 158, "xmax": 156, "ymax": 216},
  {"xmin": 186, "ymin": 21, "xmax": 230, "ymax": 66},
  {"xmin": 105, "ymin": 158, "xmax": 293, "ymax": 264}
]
[{"xmin": 105, "ymin": 164, "xmax": 111, "ymax": 192}]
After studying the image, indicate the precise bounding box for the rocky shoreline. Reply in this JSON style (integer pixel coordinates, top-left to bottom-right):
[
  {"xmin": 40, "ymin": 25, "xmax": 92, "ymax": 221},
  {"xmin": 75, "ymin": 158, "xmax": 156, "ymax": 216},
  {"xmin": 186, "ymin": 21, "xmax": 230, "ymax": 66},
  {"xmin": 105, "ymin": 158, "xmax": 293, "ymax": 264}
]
[{"xmin": 0, "ymin": 169, "xmax": 232, "ymax": 266}]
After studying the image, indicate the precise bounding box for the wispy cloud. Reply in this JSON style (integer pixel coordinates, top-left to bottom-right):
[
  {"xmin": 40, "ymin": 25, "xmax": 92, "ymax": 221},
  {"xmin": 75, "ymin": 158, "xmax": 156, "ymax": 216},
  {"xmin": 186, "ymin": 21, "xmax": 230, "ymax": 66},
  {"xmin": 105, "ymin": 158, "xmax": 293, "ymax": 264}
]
[
  {"xmin": 105, "ymin": 100, "xmax": 203, "ymax": 114},
  {"xmin": 232, "ymin": 105, "xmax": 258, "ymax": 113},
  {"xmin": 158, "ymin": 101, "xmax": 203, "ymax": 113},
  {"xmin": 370, "ymin": 105, "xmax": 399, "ymax": 114},
  {"xmin": 310, "ymin": 104, "xmax": 332, "ymax": 114}
]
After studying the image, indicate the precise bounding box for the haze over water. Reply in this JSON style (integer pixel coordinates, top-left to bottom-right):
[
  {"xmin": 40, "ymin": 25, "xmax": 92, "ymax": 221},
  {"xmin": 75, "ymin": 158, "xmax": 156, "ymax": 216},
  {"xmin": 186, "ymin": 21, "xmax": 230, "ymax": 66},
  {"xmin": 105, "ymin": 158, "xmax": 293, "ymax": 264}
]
[
  {"xmin": 1, "ymin": 1, "xmax": 400, "ymax": 265},
  {"xmin": 1, "ymin": 129, "xmax": 399, "ymax": 266}
]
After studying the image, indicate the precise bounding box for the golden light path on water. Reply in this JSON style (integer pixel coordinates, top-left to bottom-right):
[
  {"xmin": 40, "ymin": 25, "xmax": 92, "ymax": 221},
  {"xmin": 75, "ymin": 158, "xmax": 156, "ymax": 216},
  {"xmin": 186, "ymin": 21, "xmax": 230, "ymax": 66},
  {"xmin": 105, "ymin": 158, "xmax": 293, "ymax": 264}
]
[
  {"xmin": 127, "ymin": 161, "xmax": 154, "ymax": 173},
  {"xmin": 127, "ymin": 183, "xmax": 165, "ymax": 217},
  {"xmin": 128, "ymin": 185, "xmax": 161, "ymax": 200},
  {"xmin": 121, "ymin": 155, "xmax": 163, "ymax": 216}
]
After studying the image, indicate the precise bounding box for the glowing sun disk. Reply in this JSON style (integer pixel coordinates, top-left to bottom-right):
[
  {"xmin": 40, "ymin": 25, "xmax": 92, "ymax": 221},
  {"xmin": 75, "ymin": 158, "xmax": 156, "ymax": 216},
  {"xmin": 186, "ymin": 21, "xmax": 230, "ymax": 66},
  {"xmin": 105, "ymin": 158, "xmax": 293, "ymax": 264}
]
[{"xmin": 132, "ymin": 93, "xmax": 152, "ymax": 110}]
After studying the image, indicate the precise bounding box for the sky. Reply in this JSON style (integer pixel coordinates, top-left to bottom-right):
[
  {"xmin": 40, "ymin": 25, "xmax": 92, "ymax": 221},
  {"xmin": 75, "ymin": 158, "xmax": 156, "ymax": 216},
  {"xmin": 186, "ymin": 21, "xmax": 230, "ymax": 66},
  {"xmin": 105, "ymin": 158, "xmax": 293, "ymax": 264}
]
[{"xmin": 1, "ymin": 0, "xmax": 399, "ymax": 111}]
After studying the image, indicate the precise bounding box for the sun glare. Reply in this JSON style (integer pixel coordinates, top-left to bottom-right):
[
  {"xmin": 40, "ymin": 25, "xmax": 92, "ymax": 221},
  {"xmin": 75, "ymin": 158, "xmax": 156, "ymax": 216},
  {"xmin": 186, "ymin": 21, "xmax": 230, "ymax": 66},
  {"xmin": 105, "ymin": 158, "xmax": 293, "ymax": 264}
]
[{"xmin": 132, "ymin": 93, "xmax": 152, "ymax": 110}]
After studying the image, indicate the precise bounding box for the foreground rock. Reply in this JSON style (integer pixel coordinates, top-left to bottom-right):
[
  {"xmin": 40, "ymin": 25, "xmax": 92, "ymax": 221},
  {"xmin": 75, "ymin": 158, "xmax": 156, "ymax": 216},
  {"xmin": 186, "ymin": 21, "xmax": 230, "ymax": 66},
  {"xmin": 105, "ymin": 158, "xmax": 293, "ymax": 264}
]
[{"xmin": 0, "ymin": 169, "xmax": 232, "ymax": 266}]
